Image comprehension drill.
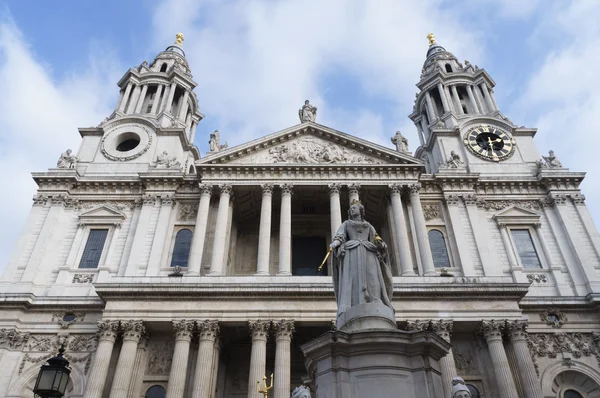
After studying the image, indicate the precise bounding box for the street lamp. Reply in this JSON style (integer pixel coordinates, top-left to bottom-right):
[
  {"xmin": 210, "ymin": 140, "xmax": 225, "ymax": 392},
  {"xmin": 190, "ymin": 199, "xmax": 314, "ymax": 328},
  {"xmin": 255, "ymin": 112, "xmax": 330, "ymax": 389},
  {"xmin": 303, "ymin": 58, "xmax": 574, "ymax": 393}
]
[{"xmin": 32, "ymin": 345, "xmax": 71, "ymax": 398}]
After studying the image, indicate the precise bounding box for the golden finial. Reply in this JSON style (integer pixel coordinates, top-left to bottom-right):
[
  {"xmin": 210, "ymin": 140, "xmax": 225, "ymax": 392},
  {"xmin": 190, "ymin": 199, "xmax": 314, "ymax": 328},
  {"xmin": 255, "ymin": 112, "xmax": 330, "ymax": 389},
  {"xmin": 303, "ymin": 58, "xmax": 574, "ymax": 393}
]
[
  {"xmin": 175, "ymin": 32, "xmax": 184, "ymax": 46},
  {"xmin": 257, "ymin": 374, "xmax": 274, "ymax": 398},
  {"xmin": 427, "ymin": 32, "xmax": 436, "ymax": 46}
]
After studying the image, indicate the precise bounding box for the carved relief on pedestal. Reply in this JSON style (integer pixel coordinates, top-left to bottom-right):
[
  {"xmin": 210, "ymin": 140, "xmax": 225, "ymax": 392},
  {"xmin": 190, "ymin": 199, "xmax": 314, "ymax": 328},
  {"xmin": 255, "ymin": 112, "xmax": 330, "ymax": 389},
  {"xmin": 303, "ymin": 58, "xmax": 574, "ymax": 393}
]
[
  {"xmin": 423, "ymin": 204, "xmax": 442, "ymax": 221},
  {"xmin": 177, "ymin": 203, "xmax": 198, "ymax": 221}
]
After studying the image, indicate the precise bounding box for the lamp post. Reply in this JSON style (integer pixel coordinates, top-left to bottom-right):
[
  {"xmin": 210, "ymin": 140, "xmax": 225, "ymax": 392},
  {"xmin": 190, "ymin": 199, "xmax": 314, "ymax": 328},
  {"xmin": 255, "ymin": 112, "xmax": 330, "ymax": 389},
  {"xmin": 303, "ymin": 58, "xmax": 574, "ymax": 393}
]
[{"xmin": 33, "ymin": 345, "xmax": 71, "ymax": 398}]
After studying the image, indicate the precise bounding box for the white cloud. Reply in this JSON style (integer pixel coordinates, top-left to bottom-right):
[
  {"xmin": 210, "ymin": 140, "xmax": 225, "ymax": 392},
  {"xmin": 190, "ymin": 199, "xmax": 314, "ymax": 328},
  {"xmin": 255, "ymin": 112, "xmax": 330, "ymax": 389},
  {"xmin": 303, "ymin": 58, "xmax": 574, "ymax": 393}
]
[{"xmin": 0, "ymin": 19, "xmax": 120, "ymax": 271}]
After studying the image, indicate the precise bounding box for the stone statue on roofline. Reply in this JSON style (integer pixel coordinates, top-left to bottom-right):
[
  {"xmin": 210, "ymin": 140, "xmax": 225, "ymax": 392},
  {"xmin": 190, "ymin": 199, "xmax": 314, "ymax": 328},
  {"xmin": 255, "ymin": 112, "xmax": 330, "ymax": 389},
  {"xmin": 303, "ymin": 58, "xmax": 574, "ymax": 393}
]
[
  {"xmin": 208, "ymin": 130, "xmax": 228, "ymax": 152},
  {"xmin": 391, "ymin": 130, "xmax": 409, "ymax": 153},
  {"xmin": 299, "ymin": 100, "xmax": 317, "ymax": 123},
  {"xmin": 56, "ymin": 149, "xmax": 79, "ymax": 169},
  {"xmin": 536, "ymin": 149, "xmax": 563, "ymax": 169}
]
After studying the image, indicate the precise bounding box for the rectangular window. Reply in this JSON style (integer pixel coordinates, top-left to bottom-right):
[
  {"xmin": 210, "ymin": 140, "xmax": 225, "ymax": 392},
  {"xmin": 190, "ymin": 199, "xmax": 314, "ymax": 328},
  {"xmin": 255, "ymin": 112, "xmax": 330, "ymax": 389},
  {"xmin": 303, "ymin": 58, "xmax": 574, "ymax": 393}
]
[
  {"xmin": 511, "ymin": 229, "xmax": 541, "ymax": 268},
  {"xmin": 78, "ymin": 229, "xmax": 109, "ymax": 269}
]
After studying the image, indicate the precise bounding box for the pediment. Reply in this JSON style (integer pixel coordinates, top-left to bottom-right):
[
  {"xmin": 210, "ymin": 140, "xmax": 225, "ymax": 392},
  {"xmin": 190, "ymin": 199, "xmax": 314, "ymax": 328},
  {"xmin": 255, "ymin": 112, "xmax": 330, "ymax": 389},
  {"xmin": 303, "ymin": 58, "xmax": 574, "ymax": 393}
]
[
  {"xmin": 492, "ymin": 205, "xmax": 541, "ymax": 225},
  {"xmin": 79, "ymin": 205, "xmax": 126, "ymax": 225},
  {"xmin": 198, "ymin": 122, "xmax": 422, "ymax": 166}
]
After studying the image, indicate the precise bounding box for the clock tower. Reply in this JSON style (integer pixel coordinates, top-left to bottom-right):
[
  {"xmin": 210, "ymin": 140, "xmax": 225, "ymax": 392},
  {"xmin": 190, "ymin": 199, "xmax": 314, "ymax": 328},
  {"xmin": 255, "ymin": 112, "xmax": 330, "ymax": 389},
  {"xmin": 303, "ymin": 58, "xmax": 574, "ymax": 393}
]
[{"xmin": 412, "ymin": 33, "xmax": 541, "ymax": 175}]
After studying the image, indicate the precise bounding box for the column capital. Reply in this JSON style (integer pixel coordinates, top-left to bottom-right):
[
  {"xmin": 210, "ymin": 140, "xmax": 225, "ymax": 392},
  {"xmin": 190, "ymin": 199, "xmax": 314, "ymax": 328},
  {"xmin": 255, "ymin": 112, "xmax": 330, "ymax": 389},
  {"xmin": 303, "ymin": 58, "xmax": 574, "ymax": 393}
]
[
  {"xmin": 249, "ymin": 320, "xmax": 271, "ymax": 341},
  {"xmin": 347, "ymin": 183, "xmax": 361, "ymax": 195},
  {"xmin": 261, "ymin": 183, "xmax": 274, "ymax": 195},
  {"xmin": 199, "ymin": 184, "xmax": 213, "ymax": 196},
  {"xmin": 444, "ymin": 194, "xmax": 460, "ymax": 206},
  {"xmin": 462, "ymin": 193, "xmax": 478, "ymax": 206},
  {"xmin": 172, "ymin": 320, "xmax": 195, "ymax": 342},
  {"xmin": 161, "ymin": 194, "xmax": 175, "ymax": 207},
  {"xmin": 506, "ymin": 320, "xmax": 529, "ymax": 342},
  {"xmin": 280, "ymin": 183, "xmax": 293, "ymax": 195},
  {"xmin": 197, "ymin": 320, "xmax": 220, "ymax": 341},
  {"xmin": 406, "ymin": 319, "xmax": 431, "ymax": 332},
  {"xmin": 273, "ymin": 319, "xmax": 295, "ymax": 341},
  {"xmin": 431, "ymin": 319, "xmax": 453, "ymax": 342},
  {"xmin": 388, "ymin": 183, "xmax": 403, "ymax": 195},
  {"xmin": 219, "ymin": 184, "xmax": 233, "ymax": 196},
  {"xmin": 328, "ymin": 183, "xmax": 342, "ymax": 195},
  {"xmin": 408, "ymin": 183, "xmax": 421, "ymax": 195},
  {"xmin": 571, "ymin": 193, "xmax": 586, "ymax": 205},
  {"xmin": 121, "ymin": 320, "xmax": 147, "ymax": 343},
  {"xmin": 97, "ymin": 320, "xmax": 120, "ymax": 342},
  {"xmin": 480, "ymin": 320, "xmax": 505, "ymax": 342}
]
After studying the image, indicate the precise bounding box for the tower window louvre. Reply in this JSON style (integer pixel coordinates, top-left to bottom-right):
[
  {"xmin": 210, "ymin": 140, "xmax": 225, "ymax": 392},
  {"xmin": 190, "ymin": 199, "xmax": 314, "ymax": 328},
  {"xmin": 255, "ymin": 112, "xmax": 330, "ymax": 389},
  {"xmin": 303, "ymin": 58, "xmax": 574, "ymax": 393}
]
[
  {"xmin": 170, "ymin": 229, "xmax": 193, "ymax": 267},
  {"xmin": 445, "ymin": 64, "xmax": 452, "ymax": 73},
  {"xmin": 78, "ymin": 229, "xmax": 109, "ymax": 269},
  {"xmin": 428, "ymin": 229, "xmax": 450, "ymax": 268},
  {"xmin": 160, "ymin": 63, "xmax": 167, "ymax": 73}
]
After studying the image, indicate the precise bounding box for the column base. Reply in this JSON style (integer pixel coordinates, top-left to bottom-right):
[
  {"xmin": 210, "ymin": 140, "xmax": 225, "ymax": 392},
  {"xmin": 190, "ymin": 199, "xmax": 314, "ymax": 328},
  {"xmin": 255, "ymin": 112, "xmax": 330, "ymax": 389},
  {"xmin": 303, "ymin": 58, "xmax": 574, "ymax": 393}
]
[
  {"xmin": 207, "ymin": 271, "xmax": 222, "ymax": 276},
  {"xmin": 277, "ymin": 271, "xmax": 292, "ymax": 276},
  {"xmin": 254, "ymin": 271, "xmax": 270, "ymax": 276},
  {"xmin": 424, "ymin": 270, "xmax": 439, "ymax": 276},
  {"xmin": 402, "ymin": 270, "xmax": 417, "ymax": 276},
  {"xmin": 185, "ymin": 271, "xmax": 200, "ymax": 276}
]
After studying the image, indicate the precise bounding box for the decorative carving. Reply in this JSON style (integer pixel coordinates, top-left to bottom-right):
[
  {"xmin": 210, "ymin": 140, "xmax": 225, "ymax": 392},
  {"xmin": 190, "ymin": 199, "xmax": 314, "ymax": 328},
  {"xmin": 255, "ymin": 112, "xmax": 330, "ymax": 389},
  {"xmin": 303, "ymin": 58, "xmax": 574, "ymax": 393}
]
[
  {"xmin": 142, "ymin": 194, "xmax": 158, "ymax": 205},
  {"xmin": 219, "ymin": 184, "xmax": 234, "ymax": 196},
  {"xmin": 273, "ymin": 320, "xmax": 295, "ymax": 340},
  {"xmin": 452, "ymin": 376, "xmax": 472, "ymax": 398},
  {"xmin": 168, "ymin": 265, "xmax": 183, "ymax": 277},
  {"xmin": 0, "ymin": 329, "xmax": 30, "ymax": 350},
  {"xmin": 480, "ymin": 320, "xmax": 504, "ymax": 340},
  {"xmin": 27, "ymin": 334, "xmax": 61, "ymax": 352},
  {"xmin": 527, "ymin": 274, "xmax": 548, "ymax": 284},
  {"xmin": 528, "ymin": 332, "xmax": 600, "ymax": 368},
  {"xmin": 298, "ymin": 100, "xmax": 317, "ymax": 122},
  {"xmin": 68, "ymin": 335, "xmax": 98, "ymax": 352},
  {"xmin": 406, "ymin": 320, "xmax": 432, "ymax": 332},
  {"xmin": 178, "ymin": 204, "xmax": 198, "ymax": 221},
  {"xmin": 147, "ymin": 341, "xmax": 174, "ymax": 375},
  {"xmin": 32, "ymin": 194, "xmax": 49, "ymax": 206},
  {"xmin": 476, "ymin": 199, "xmax": 541, "ymax": 211},
  {"xmin": 77, "ymin": 201, "xmax": 135, "ymax": 211},
  {"xmin": 388, "ymin": 183, "xmax": 402, "ymax": 195},
  {"xmin": 328, "ymin": 183, "xmax": 341, "ymax": 195},
  {"xmin": 463, "ymin": 194, "xmax": 478, "ymax": 206},
  {"xmin": 348, "ymin": 183, "xmax": 361, "ymax": 196},
  {"xmin": 547, "ymin": 193, "xmax": 567, "ymax": 206},
  {"xmin": 96, "ymin": 320, "xmax": 120, "ymax": 342},
  {"xmin": 408, "ymin": 183, "xmax": 421, "ymax": 195},
  {"xmin": 52, "ymin": 312, "xmax": 85, "ymax": 328},
  {"xmin": 155, "ymin": 151, "xmax": 182, "ymax": 169},
  {"xmin": 571, "ymin": 193, "xmax": 586, "ymax": 205},
  {"xmin": 266, "ymin": 137, "xmax": 379, "ymax": 164},
  {"xmin": 423, "ymin": 204, "xmax": 441, "ymax": 221},
  {"xmin": 261, "ymin": 183, "xmax": 274, "ymax": 195},
  {"xmin": 391, "ymin": 130, "xmax": 409, "ymax": 153},
  {"xmin": 431, "ymin": 118, "xmax": 446, "ymax": 130},
  {"xmin": 121, "ymin": 320, "xmax": 146, "ymax": 342},
  {"xmin": 442, "ymin": 150, "xmax": 464, "ymax": 168},
  {"xmin": 73, "ymin": 274, "xmax": 94, "ymax": 284},
  {"xmin": 280, "ymin": 183, "xmax": 294, "ymax": 196},
  {"xmin": 172, "ymin": 320, "xmax": 195, "ymax": 340},
  {"xmin": 248, "ymin": 320, "xmax": 270, "ymax": 340},
  {"xmin": 198, "ymin": 320, "xmax": 220, "ymax": 340},
  {"xmin": 454, "ymin": 348, "xmax": 477, "ymax": 375},
  {"xmin": 209, "ymin": 130, "xmax": 228, "ymax": 152},
  {"xmin": 56, "ymin": 149, "xmax": 79, "ymax": 169},
  {"xmin": 539, "ymin": 308, "xmax": 567, "ymax": 328},
  {"xmin": 444, "ymin": 194, "xmax": 460, "ymax": 206},
  {"xmin": 506, "ymin": 320, "xmax": 529, "ymax": 341},
  {"xmin": 536, "ymin": 150, "xmax": 563, "ymax": 169},
  {"xmin": 199, "ymin": 184, "xmax": 213, "ymax": 196},
  {"xmin": 19, "ymin": 353, "xmax": 52, "ymax": 375},
  {"xmin": 292, "ymin": 385, "xmax": 312, "ymax": 398},
  {"xmin": 431, "ymin": 319, "xmax": 453, "ymax": 342},
  {"xmin": 100, "ymin": 124, "xmax": 153, "ymax": 162}
]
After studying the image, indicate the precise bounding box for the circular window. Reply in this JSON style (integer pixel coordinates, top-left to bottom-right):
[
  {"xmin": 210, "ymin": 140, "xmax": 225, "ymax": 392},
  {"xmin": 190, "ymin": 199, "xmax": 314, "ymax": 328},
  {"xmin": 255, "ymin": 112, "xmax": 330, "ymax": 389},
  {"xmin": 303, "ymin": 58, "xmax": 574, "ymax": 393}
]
[
  {"xmin": 62, "ymin": 313, "xmax": 76, "ymax": 322},
  {"xmin": 564, "ymin": 390, "xmax": 584, "ymax": 398},
  {"xmin": 547, "ymin": 313, "xmax": 560, "ymax": 324},
  {"xmin": 116, "ymin": 132, "xmax": 140, "ymax": 152}
]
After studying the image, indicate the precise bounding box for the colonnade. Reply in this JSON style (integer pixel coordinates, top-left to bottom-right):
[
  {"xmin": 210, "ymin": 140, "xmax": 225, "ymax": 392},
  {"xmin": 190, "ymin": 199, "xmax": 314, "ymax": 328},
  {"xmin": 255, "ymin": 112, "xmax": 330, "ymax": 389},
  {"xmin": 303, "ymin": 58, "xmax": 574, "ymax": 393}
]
[{"xmin": 185, "ymin": 182, "xmax": 436, "ymax": 277}]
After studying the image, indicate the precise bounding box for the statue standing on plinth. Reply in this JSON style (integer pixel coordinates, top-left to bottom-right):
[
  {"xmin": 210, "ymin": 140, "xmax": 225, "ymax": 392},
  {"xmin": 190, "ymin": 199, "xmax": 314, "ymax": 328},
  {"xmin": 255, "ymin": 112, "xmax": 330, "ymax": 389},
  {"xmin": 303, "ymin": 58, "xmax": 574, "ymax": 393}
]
[
  {"xmin": 329, "ymin": 201, "xmax": 394, "ymax": 319},
  {"xmin": 298, "ymin": 100, "xmax": 317, "ymax": 123}
]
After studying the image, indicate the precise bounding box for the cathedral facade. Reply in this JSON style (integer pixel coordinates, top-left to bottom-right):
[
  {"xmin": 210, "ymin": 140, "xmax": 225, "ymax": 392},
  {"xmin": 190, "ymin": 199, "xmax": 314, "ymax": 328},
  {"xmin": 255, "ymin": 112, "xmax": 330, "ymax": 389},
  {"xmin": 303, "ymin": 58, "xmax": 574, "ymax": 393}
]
[{"xmin": 1, "ymin": 33, "xmax": 599, "ymax": 398}]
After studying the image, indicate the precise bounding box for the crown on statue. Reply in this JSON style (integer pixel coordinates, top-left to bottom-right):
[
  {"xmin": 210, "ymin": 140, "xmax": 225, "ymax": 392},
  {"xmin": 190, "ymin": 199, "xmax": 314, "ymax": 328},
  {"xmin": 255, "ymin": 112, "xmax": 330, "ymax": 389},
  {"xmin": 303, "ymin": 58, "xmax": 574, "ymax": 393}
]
[{"xmin": 350, "ymin": 199, "xmax": 362, "ymax": 206}]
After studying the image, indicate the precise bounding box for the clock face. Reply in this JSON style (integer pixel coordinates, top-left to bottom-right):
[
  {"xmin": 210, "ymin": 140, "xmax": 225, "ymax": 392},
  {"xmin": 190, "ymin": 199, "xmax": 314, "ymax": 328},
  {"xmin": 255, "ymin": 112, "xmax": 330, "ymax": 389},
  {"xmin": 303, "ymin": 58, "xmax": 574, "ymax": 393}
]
[{"xmin": 463, "ymin": 125, "xmax": 515, "ymax": 161}]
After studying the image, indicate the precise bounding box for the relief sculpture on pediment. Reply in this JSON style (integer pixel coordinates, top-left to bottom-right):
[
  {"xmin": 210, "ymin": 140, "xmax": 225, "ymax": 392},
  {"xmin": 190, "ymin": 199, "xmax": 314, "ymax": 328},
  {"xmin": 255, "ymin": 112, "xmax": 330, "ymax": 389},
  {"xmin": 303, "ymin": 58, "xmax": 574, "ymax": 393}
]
[{"xmin": 265, "ymin": 137, "xmax": 380, "ymax": 164}]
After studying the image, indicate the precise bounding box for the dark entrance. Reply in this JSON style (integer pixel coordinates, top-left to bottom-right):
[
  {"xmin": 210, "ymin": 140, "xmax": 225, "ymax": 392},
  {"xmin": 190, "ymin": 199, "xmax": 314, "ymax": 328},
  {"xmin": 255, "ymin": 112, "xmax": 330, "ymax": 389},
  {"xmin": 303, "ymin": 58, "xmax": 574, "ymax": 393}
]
[{"xmin": 292, "ymin": 236, "xmax": 327, "ymax": 276}]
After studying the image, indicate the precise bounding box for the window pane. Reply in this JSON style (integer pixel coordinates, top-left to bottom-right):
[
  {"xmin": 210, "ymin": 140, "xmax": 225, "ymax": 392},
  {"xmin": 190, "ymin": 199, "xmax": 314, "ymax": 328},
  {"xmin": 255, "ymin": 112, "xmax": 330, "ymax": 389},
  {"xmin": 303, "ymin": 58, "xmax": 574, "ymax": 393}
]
[
  {"xmin": 170, "ymin": 229, "xmax": 193, "ymax": 267},
  {"xmin": 428, "ymin": 230, "xmax": 450, "ymax": 268},
  {"xmin": 564, "ymin": 390, "xmax": 584, "ymax": 398},
  {"xmin": 511, "ymin": 229, "xmax": 541, "ymax": 268},
  {"xmin": 146, "ymin": 385, "xmax": 166, "ymax": 398},
  {"xmin": 78, "ymin": 229, "xmax": 108, "ymax": 269}
]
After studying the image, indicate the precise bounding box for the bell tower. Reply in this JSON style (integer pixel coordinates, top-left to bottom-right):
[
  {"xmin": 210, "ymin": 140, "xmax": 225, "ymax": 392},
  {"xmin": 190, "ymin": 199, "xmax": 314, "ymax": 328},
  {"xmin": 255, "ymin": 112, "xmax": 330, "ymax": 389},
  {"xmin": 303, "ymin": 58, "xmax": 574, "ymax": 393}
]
[{"xmin": 412, "ymin": 33, "xmax": 541, "ymax": 175}]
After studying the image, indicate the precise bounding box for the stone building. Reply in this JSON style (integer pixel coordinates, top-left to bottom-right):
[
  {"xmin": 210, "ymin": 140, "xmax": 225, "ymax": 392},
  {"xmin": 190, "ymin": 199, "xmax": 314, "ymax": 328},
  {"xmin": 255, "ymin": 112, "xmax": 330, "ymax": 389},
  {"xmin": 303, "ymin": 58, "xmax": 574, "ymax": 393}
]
[{"xmin": 1, "ymin": 32, "xmax": 599, "ymax": 398}]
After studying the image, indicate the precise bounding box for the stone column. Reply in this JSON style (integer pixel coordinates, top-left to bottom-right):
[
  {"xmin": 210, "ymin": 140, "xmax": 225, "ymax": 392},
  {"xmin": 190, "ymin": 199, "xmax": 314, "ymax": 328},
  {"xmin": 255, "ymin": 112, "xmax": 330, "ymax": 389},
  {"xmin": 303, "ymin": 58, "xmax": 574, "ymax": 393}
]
[
  {"xmin": 389, "ymin": 184, "xmax": 414, "ymax": 275},
  {"xmin": 151, "ymin": 84, "xmax": 164, "ymax": 114},
  {"xmin": 192, "ymin": 320, "xmax": 220, "ymax": 398},
  {"xmin": 473, "ymin": 85, "xmax": 487, "ymax": 113},
  {"xmin": 134, "ymin": 84, "xmax": 148, "ymax": 114},
  {"xmin": 166, "ymin": 320, "xmax": 195, "ymax": 398},
  {"xmin": 159, "ymin": 83, "xmax": 171, "ymax": 113},
  {"xmin": 425, "ymin": 90, "xmax": 438, "ymax": 121},
  {"xmin": 466, "ymin": 85, "xmax": 480, "ymax": 114},
  {"xmin": 209, "ymin": 184, "xmax": 233, "ymax": 276},
  {"xmin": 480, "ymin": 320, "xmax": 518, "ymax": 398},
  {"xmin": 126, "ymin": 84, "xmax": 140, "ymax": 114},
  {"xmin": 489, "ymin": 88, "xmax": 500, "ymax": 110},
  {"xmin": 507, "ymin": 321, "xmax": 543, "ymax": 398},
  {"xmin": 348, "ymin": 183, "xmax": 361, "ymax": 205},
  {"xmin": 189, "ymin": 120, "xmax": 198, "ymax": 143},
  {"xmin": 416, "ymin": 123, "xmax": 425, "ymax": 146},
  {"xmin": 256, "ymin": 184, "xmax": 274, "ymax": 275},
  {"xmin": 118, "ymin": 82, "xmax": 133, "ymax": 113},
  {"xmin": 329, "ymin": 183, "xmax": 342, "ymax": 239},
  {"xmin": 187, "ymin": 185, "xmax": 213, "ymax": 276},
  {"xmin": 444, "ymin": 86, "xmax": 455, "ymax": 114},
  {"xmin": 420, "ymin": 118, "xmax": 430, "ymax": 142},
  {"xmin": 278, "ymin": 184, "xmax": 293, "ymax": 275},
  {"xmin": 127, "ymin": 334, "xmax": 148, "ymax": 398},
  {"xmin": 146, "ymin": 195, "xmax": 175, "ymax": 275},
  {"xmin": 481, "ymin": 84, "xmax": 495, "ymax": 112},
  {"xmin": 431, "ymin": 320, "xmax": 456, "ymax": 398},
  {"xmin": 273, "ymin": 320, "xmax": 295, "ymax": 398},
  {"xmin": 209, "ymin": 338, "xmax": 222, "ymax": 397},
  {"xmin": 109, "ymin": 320, "xmax": 147, "ymax": 398},
  {"xmin": 165, "ymin": 82, "xmax": 178, "ymax": 114},
  {"xmin": 450, "ymin": 85, "xmax": 464, "ymax": 115},
  {"xmin": 115, "ymin": 89, "xmax": 125, "ymax": 112},
  {"xmin": 408, "ymin": 184, "xmax": 436, "ymax": 275},
  {"xmin": 437, "ymin": 83, "xmax": 450, "ymax": 114},
  {"xmin": 178, "ymin": 90, "xmax": 190, "ymax": 121},
  {"xmin": 83, "ymin": 321, "xmax": 120, "ymax": 398},
  {"xmin": 247, "ymin": 320, "xmax": 270, "ymax": 398}
]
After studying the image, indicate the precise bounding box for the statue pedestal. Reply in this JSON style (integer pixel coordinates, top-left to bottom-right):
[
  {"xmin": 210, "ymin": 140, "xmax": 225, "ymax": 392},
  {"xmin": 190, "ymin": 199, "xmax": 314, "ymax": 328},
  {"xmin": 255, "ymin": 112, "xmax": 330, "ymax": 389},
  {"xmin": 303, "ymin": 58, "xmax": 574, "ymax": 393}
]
[
  {"xmin": 336, "ymin": 301, "xmax": 396, "ymax": 332},
  {"xmin": 301, "ymin": 329, "xmax": 450, "ymax": 398}
]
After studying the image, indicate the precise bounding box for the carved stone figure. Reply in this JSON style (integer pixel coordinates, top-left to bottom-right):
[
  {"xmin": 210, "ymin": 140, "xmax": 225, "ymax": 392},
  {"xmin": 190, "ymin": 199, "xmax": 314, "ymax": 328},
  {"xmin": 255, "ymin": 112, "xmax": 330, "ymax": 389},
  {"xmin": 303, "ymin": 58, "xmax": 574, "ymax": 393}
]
[
  {"xmin": 291, "ymin": 385, "xmax": 311, "ymax": 398},
  {"xmin": 298, "ymin": 100, "xmax": 317, "ymax": 123},
  {"xmin": 391, "ymin": 130, "xmax": 409, "ymax": 153},
  {"xmin": 266, "ymin": 137, "xmax": 378, "ymax": 164},
  {"xmin": 537, "ymin": 150, "xmax": 563, "ymax": 169},
  {"xmin": 56, "ymin": 149, "xmax": 79, "ymax": 169},
  {"xmin": 330, "ymin": 201, "xmax": 394, "ymax": 319},
  {"xmin": 209, "ymin": 130, "xmax": 228, "ymax": 152},
  {"xmin": 446, "ymin": 150, "xmax": 464, "ymax": 168},
  {"xmin": 155, "ymin": 151, "xmax": 181, "ymax": 169},
  {"xmin": 452, "ymin": 377, "xmax": 472, "ymax": 398}
]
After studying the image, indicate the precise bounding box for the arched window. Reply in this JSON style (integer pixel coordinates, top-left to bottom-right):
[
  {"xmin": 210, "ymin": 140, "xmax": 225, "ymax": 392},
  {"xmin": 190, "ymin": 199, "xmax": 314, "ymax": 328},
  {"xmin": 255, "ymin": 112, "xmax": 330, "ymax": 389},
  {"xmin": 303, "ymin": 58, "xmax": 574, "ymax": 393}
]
[
  {"xmin": 563, "ymin": 390, "xmax": 584, "ymax": 398},
  {"xmin": 445, "ymin": 64, "xmax": 453, "ymax": 73},
  {"xmin": 188, "ymin": 165, "xmax": 195, "ymax": 174},
  {"xmin": 160, "ymin": 63, "xmax": 168, "ymax": 73},
  {"xmin": 466, "ymin": 384, "xmax": 481, "ymax": 398},
  {"xmin": 170, "ymin": 229, "xmax": 193, "ymax": 267},
  {"xmin": 428, "ymin": 229, "xmax": 450, "ymax": 268},
  {"xmin": 146, "ymin": 385, "xmax": 166, "ymax": 398}
]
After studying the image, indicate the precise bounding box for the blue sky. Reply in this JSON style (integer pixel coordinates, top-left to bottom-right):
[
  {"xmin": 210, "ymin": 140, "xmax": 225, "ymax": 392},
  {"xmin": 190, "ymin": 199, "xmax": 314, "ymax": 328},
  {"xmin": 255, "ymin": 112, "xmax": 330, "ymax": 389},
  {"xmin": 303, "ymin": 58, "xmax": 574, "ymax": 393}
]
[{"xmin": 0, "ymin": 0, "xmax": 599, "ymax": 270}]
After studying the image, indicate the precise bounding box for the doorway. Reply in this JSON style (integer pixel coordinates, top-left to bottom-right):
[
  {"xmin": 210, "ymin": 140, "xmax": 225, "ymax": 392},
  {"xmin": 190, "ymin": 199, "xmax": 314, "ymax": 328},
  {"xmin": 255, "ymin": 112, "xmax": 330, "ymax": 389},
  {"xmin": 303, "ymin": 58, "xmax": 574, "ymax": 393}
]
[{"xmin": 292, "ymin": 236, "xmax": 327, "ymax": 276}]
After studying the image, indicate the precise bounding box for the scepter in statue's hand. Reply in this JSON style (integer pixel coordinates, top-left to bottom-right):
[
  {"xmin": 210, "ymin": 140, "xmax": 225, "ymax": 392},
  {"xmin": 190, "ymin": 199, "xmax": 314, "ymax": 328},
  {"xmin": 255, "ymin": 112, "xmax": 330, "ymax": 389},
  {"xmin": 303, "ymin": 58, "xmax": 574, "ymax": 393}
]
[{"xmin": 318, "ymin": 240, "xmax": 340, "ymax": 272}]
